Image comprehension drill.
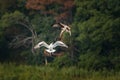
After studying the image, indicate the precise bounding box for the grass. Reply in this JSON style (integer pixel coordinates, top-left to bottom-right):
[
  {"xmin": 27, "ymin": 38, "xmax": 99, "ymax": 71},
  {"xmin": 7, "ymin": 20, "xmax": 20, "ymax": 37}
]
[{"xmin": 0, "ymin": 63, "xmax": 120, "ymax": 80}]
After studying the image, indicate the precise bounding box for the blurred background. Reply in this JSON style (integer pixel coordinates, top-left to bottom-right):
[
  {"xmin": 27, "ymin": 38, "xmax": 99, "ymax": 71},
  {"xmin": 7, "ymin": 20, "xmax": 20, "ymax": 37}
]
[{"xmin": 0, "ymin": 0, "xmax": 120, "ymax": 80}]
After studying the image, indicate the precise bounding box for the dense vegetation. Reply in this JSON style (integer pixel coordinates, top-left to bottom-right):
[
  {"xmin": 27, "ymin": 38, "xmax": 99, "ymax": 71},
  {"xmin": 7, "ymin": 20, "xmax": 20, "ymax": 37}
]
[
  {"xmin": 0, "ymin": 63, "xmax": 120, "ymax": 80},
  {"xmin": 0, "ymin": 0, "xmax": 120, "ymax": 79}
]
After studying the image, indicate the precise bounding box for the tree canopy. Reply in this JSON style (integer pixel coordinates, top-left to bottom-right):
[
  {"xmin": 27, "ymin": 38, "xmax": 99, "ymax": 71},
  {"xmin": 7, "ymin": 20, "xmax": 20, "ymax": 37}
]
[{"xmin": 0, "ymin": 0, "xmax": 120, "ymax": 70}]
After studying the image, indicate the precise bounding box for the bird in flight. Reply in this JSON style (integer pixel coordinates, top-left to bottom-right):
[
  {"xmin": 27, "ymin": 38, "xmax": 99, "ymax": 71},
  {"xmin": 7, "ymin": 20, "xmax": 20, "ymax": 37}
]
[
  {"xmin": 53, "ymin": 23, "xmax": 71, "ymax": 39},
  {"xmin": 34, "ymin": 41, "xmax": 68, "ymax": 55}
]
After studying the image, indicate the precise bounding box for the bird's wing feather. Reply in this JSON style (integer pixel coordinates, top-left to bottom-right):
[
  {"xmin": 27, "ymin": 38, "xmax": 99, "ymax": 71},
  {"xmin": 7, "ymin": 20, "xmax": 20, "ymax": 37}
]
[
  {"xmin": 68, "ymin": 30, "xmax": 71, "ymax": 36},
  {"xmin": 59, "ymin": 23, "xmax": 71, "ymax": 36},
  {"xmin": 59, "ymin": 23, "xmax": 65, "ymax": 28},
  {"xmin": 60, "ymin": 29, "xmax": 65, "ymax": 38},
  {"xmin": 40, "ymin": 41, "xmax": 49, "ymax": 48},
  {"xmin": 34, "ymin": 41, "xmax": 49, "ymax": 49},
  {"xmin": 53, "ymin": 41, "xmax": 68, "ymax": 48},
  {"xmin": 52, "ymin": 24, "xmax": 59, "ymax": 27},
  {"xmin": 53, "ymin": 23, "xmax": 65, "ymax": 28}
]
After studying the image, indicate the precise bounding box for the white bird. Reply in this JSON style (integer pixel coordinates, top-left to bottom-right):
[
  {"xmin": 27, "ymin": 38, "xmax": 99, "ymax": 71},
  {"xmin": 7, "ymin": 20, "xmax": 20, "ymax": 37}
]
[
  {"xmin": 53, "ymin": 23, "xmax": 71, "ymax": 38},
  {"xmin": 34, "ymin": 41, "xmax": 68, "ymax": 55}
]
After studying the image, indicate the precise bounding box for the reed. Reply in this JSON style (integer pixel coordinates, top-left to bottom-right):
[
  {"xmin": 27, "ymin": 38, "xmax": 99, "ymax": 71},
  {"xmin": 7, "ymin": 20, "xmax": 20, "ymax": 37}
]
[{"xmin": 0, "ymin": 63, "xmax": 120, "ymax": 80}]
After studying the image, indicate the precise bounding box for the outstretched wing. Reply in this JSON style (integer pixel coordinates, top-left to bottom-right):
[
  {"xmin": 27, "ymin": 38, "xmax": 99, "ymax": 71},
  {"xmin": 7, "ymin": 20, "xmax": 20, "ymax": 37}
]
[
  {"xmin": 34, "ymin": 41, "xmax": 49, "ymax": 49},
  {"xmin": 59, "ymin": 29, "xmax": 65, "ymax": 38},
  {"xmin": 67, "ymin": 30, "xmax": 71, "ymax": 36},
  {"xmin": 58, "ymin": 23, "xmax": 65, "ymax": 28},
  {"xmin": 60, "ymin": 23, "xmax": 71, "ymax": 36},
  {"xmin": 53, "ymin": 23, "xmax": 65, "ymax": 28},
  {"xmin": 53, "ymin": 41, "xmax": 68, "ymax": 48},
  {"xmin": 52, "ymin": 24, "xmax": 60, "ymax": 27}
]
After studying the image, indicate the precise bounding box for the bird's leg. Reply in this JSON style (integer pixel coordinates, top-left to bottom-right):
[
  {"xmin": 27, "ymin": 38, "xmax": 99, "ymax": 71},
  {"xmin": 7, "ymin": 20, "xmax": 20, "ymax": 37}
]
[
  {"xmin": 50, "ymin": 53, "xmax": 52, "ymax": 56},
  {"xmin": 51, "ymin": 52, "xmax": 54, "ymax": 56},
  {"xmin": 44, "ymin": 49, "xmax": 48, "ymax": 65},
  {"xmin": 45, "ymin": 56, "xmax": 48, "ymax": 65}
]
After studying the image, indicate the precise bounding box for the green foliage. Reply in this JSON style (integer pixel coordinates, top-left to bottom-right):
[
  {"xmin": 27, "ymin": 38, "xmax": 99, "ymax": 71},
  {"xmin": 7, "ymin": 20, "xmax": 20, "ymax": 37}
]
[
  {"xmin": 0, "ymin": 0, "xmax": 120, "ymax": 71},
  {"xmin": 51, "ymin": 54, "xmax": 74, "ymax": 68},
  {"xmin": 0, "ymin": 11, "xmax": 25, "ymax": 28},
  {"xmin": 28, "ymin": 14, "xmax": 56, "ymax": 44},
  {"xmin": 0, "ymin": 63, "xmax": 120, "ymax": 80},
  {"xmin": 70, "ymin": 0, "xmax": 120, "ymax": 70},
  {"xmin": 0, "ymin": 11, "xmax": 31, "ymax": 63},
  {"xmin": 0, "ymin": 0, "xmax": 17, "ymax": 14},
  {"xmin": 0, "ymin": 22, "xmax": 9, "ymax": 61},
  {"xmin": 0, "ymin": 35, "xmax": 9, "ymax": 61},
  {"xmin": 31, "ymin": 14, "xmax": 56, "ymax": 42}
]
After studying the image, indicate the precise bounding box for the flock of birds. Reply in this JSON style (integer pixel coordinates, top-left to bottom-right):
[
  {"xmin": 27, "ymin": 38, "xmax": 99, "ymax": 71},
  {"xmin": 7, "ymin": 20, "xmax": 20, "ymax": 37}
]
[{"xmin": 34, "ymin": 22, "xmax": 71, "ymax": 56}]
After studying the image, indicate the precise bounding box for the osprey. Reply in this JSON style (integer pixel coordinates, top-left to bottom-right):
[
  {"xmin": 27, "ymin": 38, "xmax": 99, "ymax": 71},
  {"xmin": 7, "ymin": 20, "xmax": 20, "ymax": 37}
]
[{"xmin": 53, "ymin": 23, "xmax": 71, "ymax": 38}]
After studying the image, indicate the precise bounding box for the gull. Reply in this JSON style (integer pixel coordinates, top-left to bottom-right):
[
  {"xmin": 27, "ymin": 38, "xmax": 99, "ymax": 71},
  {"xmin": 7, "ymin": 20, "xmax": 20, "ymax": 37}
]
[
  {"xmin": 34, "ymin": 41, "xmax": 68, "ymax": 55},
  {"xmin": 53, "ymin": 23, "xmax": 71, "ymax": 39}
]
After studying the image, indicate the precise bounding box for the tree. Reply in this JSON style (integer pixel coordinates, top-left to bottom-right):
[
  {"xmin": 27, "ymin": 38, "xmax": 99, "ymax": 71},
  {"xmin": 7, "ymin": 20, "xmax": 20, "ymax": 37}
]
[
  {"xmin": 0, "ymin": 24, "xmax": 9, "ymax": 62},
  {"xmin": 0, "ymin": 11, "xmax": 38, "ymax": 63},
  {"xmin": 26, "ymin": 0, "xmax": 75, "ymax": 23},
  {"xmin": 70, "ymin": 0, "xmax": 120, "ymax": 70},
  {"xmin": 0, "ymin": 0, "xmax": 17, "ymax": 14}
]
